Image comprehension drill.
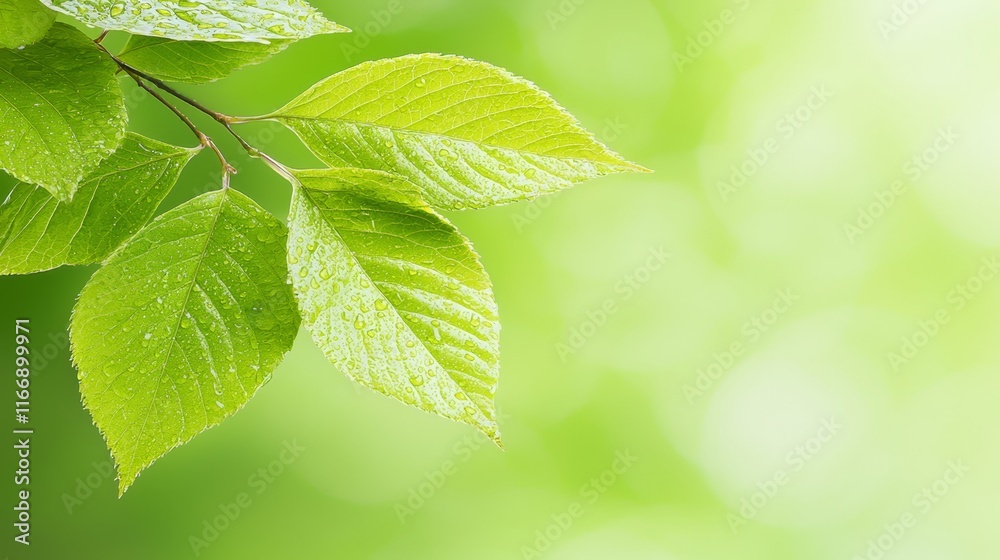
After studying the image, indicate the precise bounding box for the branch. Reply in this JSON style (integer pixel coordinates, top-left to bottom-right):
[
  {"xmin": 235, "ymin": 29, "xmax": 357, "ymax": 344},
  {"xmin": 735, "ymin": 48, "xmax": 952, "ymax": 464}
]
[
  {"xmin": 107, "ymin": 55, "xmax": 256, "ymax": 149},
  {"xmin": 131, "ymin": 73, "xmax": 234, "ymax": 182},
  {"xmin": 93, "ymin": 41, "xmax": 235, "ymax": 186},
  {"xmin": 124, "ymin": 64, "xmax": 232, "ymax": 126},
  {"xmin": 93, "ymin": 38, "xmax": 289, "ymax": 188}
]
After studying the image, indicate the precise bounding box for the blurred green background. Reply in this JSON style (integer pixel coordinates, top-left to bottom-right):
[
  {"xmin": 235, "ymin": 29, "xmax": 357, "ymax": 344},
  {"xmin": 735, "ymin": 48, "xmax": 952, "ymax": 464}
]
[{"xmin": 5, "ymin": 0, "xmax": 1000, "ymax": 558}]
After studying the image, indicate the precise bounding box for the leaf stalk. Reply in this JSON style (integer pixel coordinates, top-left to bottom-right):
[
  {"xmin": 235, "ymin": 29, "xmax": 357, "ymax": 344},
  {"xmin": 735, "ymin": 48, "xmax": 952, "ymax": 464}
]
[{"xmin": 93, "ymin": 37, "xmax": 285, "ymax": 188}]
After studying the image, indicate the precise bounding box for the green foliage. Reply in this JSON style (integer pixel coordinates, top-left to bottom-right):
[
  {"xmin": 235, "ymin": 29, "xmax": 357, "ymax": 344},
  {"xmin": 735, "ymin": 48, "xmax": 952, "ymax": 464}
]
[
  {"xmin": 287, "ymin": 168, "xmax": 502, "ymax": 441},
  {"xmin": 0, "ymin": 23, "xmax": 127, "ymax": 201},
  {"xmin": 119, "ymin": 36, "xmax": 290, "ymax": 84},
  {"xmin": 0, "ymin": 133, "xmax": 198, "ymax": 275},
  {"xmin": 0, "ymin": 0, "xmax": 646, "ymax": 491},
  {"xmin": 261, "ymin": 54, "xmax": 648, "ymax": 210},
  {"xmin": 71, "ymin": 189, "xmax": 300, "ymax": 493},
  {"xmin": 40, "ymin": 0, "xmax": 348, "ymax": 43},
  {"xmin": 0, "ymin": 0, "xmax": 55, "ymax": 48}
]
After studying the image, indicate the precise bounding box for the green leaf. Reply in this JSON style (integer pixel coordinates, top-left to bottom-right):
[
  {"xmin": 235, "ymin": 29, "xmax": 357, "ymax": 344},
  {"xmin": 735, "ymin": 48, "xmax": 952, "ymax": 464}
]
[
  {"xmin": 286, "ymin": 168, "xmax": 502, "ymax": 442},
  {"xmin": 260, "ymin": 54, "xmax": 649, "ymax": 211},
  {"xmin": 70, "ymin": 188, "xmax": 301, "ymax": 494},
  {"xmin": 0, "ymin": 133, "xmax": 199, "ymax": 275},
  {"xmin": 0, "ymin": 0, "xmax": 55, "ymax": 48},
  {"xmin": 0, "ymin": 23, "xmax": 127, "ymax": 201},
  {"xmin": 41, "ymin": 0, "xmax": 349, "ymax": 43},
  {"xmin": 119, "ymin": 36, "xmax": 290, "ymax": 84}
]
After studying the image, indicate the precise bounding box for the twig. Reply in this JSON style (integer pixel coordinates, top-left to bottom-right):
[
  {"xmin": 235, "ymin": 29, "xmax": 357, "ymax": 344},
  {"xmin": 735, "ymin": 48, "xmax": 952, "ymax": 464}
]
[
  {"xmin": 93, "ymin": 41, "xmax": 234, "ymax": 184},
  {"xmin": 112, "ymin": 58, "xmax": 233, "ymax": 127},
  {"xmin": 133, "ymin": 74, "xmax": 235, "ymax": 181},
  {"xmin": 92, "ymin": 38, "xmax": 287, "ymax": 188},
  {"xmin": 108, "ymin": 60, "xmax": 266, "ymax": 159}
]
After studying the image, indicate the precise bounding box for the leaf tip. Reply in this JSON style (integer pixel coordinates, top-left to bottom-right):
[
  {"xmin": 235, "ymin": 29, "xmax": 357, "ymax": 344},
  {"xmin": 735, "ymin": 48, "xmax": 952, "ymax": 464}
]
[
  {"xmin": 471, "ymin": 412, "xmax": 504, "ymax": 450},
  {"xmin": 623, "ymin": 161, "xmax": 654, "ymax": 174},
  {"xmin": 598, "ymin": 148, "xmax": 652, "ymax": 176},
  {"xmin": 114, "ymin": 464, "xmax": 136, "ymax": 497}
]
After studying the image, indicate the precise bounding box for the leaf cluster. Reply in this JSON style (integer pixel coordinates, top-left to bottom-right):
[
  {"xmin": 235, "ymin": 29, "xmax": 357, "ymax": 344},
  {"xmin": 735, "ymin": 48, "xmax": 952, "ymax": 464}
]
[{"xmin": 0, "ymin": 0, "xmax": 648, "ymax": 493}]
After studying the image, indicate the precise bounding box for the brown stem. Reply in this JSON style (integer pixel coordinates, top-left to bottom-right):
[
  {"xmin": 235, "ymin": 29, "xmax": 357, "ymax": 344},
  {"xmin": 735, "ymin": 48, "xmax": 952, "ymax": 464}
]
[
  {"xmin": 92, "ymin": 39, "xmax": 287, "ymax": 187},
  {"xmin": 134, "ymin": 74, "xmax": 235, "ymax": 180},
  {"xmin": 109, "ymin": 55, "xmax": 237, "ymax": 131}
]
